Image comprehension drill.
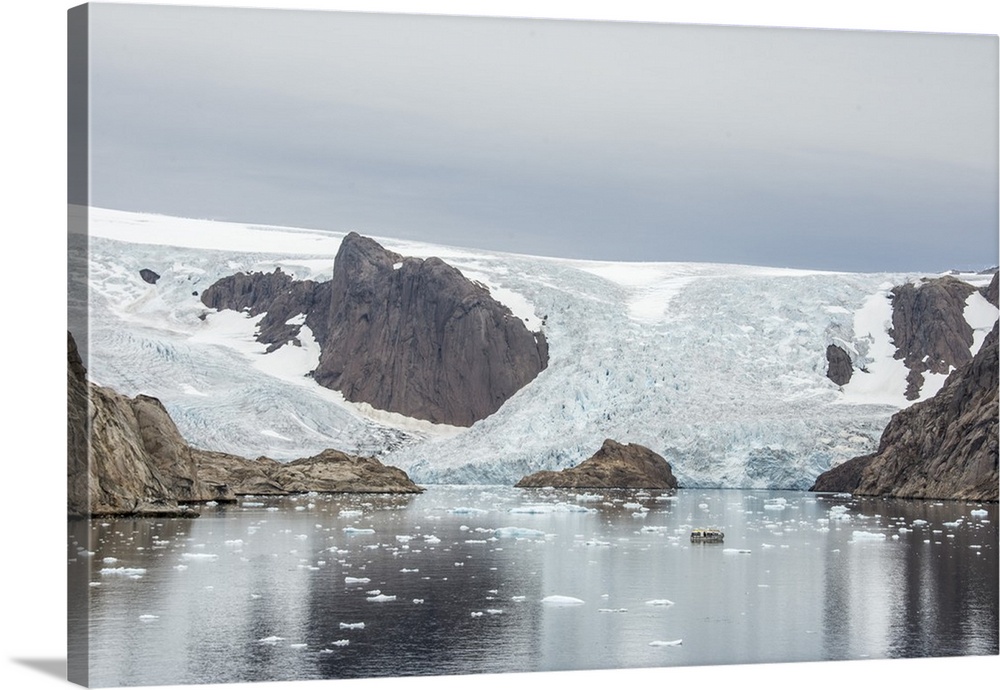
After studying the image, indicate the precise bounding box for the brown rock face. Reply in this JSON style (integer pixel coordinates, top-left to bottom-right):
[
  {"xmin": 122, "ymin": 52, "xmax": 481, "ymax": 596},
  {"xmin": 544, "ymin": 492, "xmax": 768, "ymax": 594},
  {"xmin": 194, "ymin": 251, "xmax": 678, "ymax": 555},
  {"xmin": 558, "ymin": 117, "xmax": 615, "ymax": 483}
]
[
  {"xmin": 515, "ymin": 439, "xmax": 679, "ymax": 489},
  {"xmin": 889, "ymin": 276, "xmax": 976, "ymax": 400},
  {"xmin": 810, "ymin": 322, "xmax": 999, "ymax": 501},
  {"xmin": 68, "ymin": 331, "xmax": 423, "ymax": 518},
  {"xmin": 982, "ymin": 271, "xmax": 999, "ymax": 307},
  {"xmin": 202, "ymin": 233, "xmax": 549, "ymax": 426}
]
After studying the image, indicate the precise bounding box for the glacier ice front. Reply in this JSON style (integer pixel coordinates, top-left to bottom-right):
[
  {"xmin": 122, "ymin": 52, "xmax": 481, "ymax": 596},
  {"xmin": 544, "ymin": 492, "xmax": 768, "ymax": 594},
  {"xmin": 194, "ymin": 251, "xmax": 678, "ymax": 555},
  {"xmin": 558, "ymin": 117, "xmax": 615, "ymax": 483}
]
[{"xmin": 85, "ymin": 208, "xmax": 997, "ymax": 490}]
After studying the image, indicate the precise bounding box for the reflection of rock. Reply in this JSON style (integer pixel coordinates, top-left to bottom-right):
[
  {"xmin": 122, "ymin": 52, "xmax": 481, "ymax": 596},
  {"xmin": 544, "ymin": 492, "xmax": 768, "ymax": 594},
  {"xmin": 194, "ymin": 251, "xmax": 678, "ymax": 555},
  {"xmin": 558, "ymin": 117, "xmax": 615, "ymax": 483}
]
[
  {"xmin": 201, "ymin": 233, "xmax": 548, "ymax": 426},
  {"xmin": 139, "ymin": 268, "xmax": 160, "ymax": 284},
  {"xmin": 515, "ymin": 439, "xmax": 678, "ymax": 489},
  {"xmin": 811, "ymin": 322, "xmax": 998, "ymax": 501},
  {"xmin": 825, "ymin": 344, "xmax": 853, "ymax": 386},
  {"xmin": 68, "ymin": 331, "xmax": 422, "ymax": 518},
  {"xmin": 889, "ymin": 276, "xmax": 977, "ymax": 400}
]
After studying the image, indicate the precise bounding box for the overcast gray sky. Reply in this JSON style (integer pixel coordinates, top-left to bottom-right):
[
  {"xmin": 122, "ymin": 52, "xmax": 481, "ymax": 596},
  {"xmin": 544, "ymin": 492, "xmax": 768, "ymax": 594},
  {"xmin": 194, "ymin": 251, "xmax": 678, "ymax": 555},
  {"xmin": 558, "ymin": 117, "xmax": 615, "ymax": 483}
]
[{"xmin": 85, "ymin": 3, "xmax": 998, "ymax": 272}]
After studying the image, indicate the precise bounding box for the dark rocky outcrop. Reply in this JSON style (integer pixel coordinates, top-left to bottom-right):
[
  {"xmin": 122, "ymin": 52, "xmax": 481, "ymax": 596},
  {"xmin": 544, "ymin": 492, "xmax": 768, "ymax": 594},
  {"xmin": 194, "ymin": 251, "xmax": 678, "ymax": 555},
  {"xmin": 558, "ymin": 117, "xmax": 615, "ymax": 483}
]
[
  {"xmin": 825, "ymin": 344, "xmax": 853, "ymax": 386},
  {"xmin": 139, "ymin": 268, "xmax": 160, "ymax": 285},
  {"xmin": 194, "ymin": 448, "xmax": 423, "ymax": 496},
  {"xmin": 810, "ymin": 322, "xmax": 999, "ymax": 501},
  {"xmin": 68, "ymin": 332, "xmax": 422, "ymax": 518},
  {"xmin": 515, "ymin": 439, "xmax": 679, "ymax": 489},
  {"xmin": 889, "ymin": 276, "xmax": 977, "ymax": 400},
  {"xmin": 201, "ymin": 233, "xmax": 549, "ymax": 426}
]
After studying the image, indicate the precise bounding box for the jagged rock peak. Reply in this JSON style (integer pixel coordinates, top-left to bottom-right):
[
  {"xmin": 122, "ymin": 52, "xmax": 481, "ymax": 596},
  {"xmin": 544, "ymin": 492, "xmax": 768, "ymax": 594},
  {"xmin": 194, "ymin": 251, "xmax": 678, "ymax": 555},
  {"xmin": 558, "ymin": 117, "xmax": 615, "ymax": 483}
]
[
  {"xmin": 515, "ymin": 439, "xmax": 679, "ymax": 489},
  {"xmin": 200, "ymin": 232, "xmax": 549, "ymax": 427}
]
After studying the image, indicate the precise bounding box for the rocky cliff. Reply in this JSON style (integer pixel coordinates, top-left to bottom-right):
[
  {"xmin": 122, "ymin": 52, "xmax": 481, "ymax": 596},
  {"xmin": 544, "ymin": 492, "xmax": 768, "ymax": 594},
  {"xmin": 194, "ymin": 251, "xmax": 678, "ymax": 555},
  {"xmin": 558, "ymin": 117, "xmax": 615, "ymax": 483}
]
[
  {"xmin": 823, "ymin": 273, "xmax": 995, "ymax": 395},
  {"xmin": 68, "ymin": 331, "xmax": 215, "ymax": 517},
  {"xmin": 515, "ymin": 439, "xmax": 679, "ymax": 489},
  {"xmin": 201, "ymin": 233, "xmax": 549, "ymax": 426},
  {"xmin": 810, "ymin": 321, "xmax": 998, "ymax": 501},
  {"xmin": 68, "ymin": 332, "xmax": 423, "ymax": 518}
]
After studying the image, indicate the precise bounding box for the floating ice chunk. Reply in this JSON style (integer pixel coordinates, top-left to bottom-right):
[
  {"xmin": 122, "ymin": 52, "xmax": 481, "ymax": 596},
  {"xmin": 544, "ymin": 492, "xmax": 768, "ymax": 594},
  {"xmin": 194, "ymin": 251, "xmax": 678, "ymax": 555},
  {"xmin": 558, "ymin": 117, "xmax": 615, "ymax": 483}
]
[
  {"xmin": 241, "ymin": 502, "xmax": 264, "ymax": 508},
  {"xmin": 138, "ymin": 614, "xmax": 159, "ymax": 621},
  {"xmin": 345, "ymin": 577, "xmax": 370, "ymax": 584},
  {"xmin": 851, "ymin": 531, "xmax": 886, "ymax": 541},
  {"xmin": 495, "ymin": 526, "xmax": 546, "ymax": 539},
  {"xmin": 645, "ymin": 599, "xmax": 675, "ymax": 607},
  {"xmin": 723, "ymin": 549, "xmax": 751, "ymax": 554},
  {"xmin": 623, "ymin": 502, "xmax": 643, "ymax": 510},
  {"xmin": 224, "ymin": 539, "xmax": 244, "ymax": 546},
  {"xmin": 205, "ymin": 501, "xmax": 218, "ymax": 507},
  {"xmin": 541, "ymin": 595, "xmax": 584, "ymax": 606},
  {"xmin": 180, "ymin": 553, "xmax": 219, "ymax": 561},
  {"xmin": 942, "ymin": 521, "xmax": 962, "ymax": 528},
  {"xmin": 102, "ymin": 557, "xmax": 119, "ymax": 564},
  {"xmin": 400, "ymin": 568, "xmax": 419, "ymax": 573},
  {"xmin": 366, "ymin": 594, "xmax": 396, "ymax": 602},
  {"xmin": 331, "ymin": 639, "xmax": 350, "ymax": 647},
  {"xmin": 423, "ymin": 535, "xmax": 441, "ymax": 544},
  {"xmin": 649, "ymin": 639, "xmax": 683, "ymax": 647},
  {"xmin": 575, "ymin": 493, "xmax": 602, "ymax": 502},
  {"xmin": 413, "ymin": 599, "xmax": 424, "ymax": 604},
  {"xmin": 339, "ymin": 510, "xmax": 363, "ymax": 518},
  {"xmin": 487, "ymin": 609, "xmax": 503, "ymax": 615},
  {"xmin": 343, "ymin": 527, "xmax": 375, "ymax": 535},
  {"xmin": 395, "ymin": 535, "xmax": 413, "ymax": 542},
  {"xmin": 173, "ymin": 565, "xmax": 188, "ymax": 571},
  {"xmin": 290, "ymin": 643, "xmax": 308, "ymax": 649},
  {"xmin": 911, "ymin": 519, "xmax": 928, "ymax": 526},
  {"xmin": 598, "ymin": 608, "xmax": 628, "ymax": 613},
  {"xmin": 449, "ymin": 507, "xmax": 488, "ymax": 515},
  {"xmin": 258, "ymin": 636, "xmax": 284, "ymax": 645},
  {"xmin": 100, "ymin": 567, "xmax": 147, "ymax": 576},
  {"xmin": 366, "ymin": 589, "xmax": 381, "ymax": 595},
  {"xmin": 339, "ymin": 622, "xmax": 365, "ymax": 629},
  {"xmin": 654, "ymin": 495, "xmax": 678, "ymax": 502},
  {"xmin": 511, "ymin": 596, "xmax": 527, "ymax": 602},
  {"xmin": 970, "ymin": 509, "xmax": 989, "ymax": 518},
  {"xmin": 764, "ymin": 504, "xmax": 785, "ymax": 511},
  {"xmin": 471, "ymin": 611, "xmax": 484, "ymax": 617}
]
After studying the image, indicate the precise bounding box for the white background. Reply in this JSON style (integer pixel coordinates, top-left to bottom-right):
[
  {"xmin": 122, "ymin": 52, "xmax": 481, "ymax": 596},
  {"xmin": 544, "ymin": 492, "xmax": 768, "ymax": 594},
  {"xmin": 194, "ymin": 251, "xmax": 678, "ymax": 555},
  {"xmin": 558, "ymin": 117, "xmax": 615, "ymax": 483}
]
[{"xmin": 2, "ymin": 2, "xmax": 997, "ymax": 689}]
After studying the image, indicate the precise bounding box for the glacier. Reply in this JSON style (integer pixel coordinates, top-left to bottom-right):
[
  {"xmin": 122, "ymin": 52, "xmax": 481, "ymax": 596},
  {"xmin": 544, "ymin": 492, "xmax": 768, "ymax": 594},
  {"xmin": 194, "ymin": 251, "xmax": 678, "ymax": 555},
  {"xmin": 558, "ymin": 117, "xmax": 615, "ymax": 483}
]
[{"xmin": 78, "ymin": 207, "xmax": 997, "ymax": 489}]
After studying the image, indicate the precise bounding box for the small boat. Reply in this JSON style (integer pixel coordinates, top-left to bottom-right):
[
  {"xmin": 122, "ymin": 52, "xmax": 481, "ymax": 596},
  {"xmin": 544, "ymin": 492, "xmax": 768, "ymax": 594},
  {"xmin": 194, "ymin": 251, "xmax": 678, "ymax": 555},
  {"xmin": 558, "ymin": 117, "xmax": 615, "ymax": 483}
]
[{"xmin": 690, "ymin": 528, "xmax": 724, "ymax": 543}]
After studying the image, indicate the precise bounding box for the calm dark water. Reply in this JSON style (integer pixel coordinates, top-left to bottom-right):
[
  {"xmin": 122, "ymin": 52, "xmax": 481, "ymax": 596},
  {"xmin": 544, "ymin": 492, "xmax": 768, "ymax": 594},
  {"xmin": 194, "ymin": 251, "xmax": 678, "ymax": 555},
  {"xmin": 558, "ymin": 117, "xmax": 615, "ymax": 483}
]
[{"xmin": 68, "ymin": 487, "xmax": 998, "ymax": 687}]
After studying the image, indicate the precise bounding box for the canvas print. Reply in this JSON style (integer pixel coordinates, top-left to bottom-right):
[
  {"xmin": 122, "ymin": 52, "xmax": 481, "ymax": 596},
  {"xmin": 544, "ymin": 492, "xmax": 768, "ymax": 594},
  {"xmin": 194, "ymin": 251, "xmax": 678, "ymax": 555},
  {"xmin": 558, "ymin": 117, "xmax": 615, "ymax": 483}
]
[{"xmin": 67, "ymin": 3, "xmax": 999, "ymax": 688}]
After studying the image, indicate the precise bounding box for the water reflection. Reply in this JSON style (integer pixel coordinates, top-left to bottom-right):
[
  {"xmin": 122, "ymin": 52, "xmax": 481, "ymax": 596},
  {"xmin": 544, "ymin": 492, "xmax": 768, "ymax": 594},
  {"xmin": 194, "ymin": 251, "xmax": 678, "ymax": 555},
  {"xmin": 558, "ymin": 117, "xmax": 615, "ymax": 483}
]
[{"xmin": 78, "ymin": 488, "xmax": 997, "ymax": 687}]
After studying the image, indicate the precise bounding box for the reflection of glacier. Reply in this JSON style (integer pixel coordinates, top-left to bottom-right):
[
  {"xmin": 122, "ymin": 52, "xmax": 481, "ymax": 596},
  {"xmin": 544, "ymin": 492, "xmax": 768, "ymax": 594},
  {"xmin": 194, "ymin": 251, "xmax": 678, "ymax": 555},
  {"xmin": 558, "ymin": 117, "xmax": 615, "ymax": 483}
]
[{"xmin": 82, "ymin": 207, "xmax": 997, "ymax": 488}]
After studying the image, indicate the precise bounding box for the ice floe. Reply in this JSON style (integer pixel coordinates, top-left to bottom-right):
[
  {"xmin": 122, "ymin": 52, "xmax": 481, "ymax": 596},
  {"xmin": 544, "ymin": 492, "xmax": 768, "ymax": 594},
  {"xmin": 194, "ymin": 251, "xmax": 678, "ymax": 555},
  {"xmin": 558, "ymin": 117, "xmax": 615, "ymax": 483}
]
[
  {"xmin": 495, "ymin": 527, "xmax": 546, "ymax": 539},
  {"xmin": 649, "ymin": 639, "xmax": 683, "ymax": 647},
  {"xmin": 851, "ymin": 531, "xmax": 886, "ymax": 541},
  {"xmin": 367, "ymin": 594, "xmax": 397, "ymax": 602},
  {"xmin": 541, "ymin": 595, "xmax": 585, "ymax": 606}
]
